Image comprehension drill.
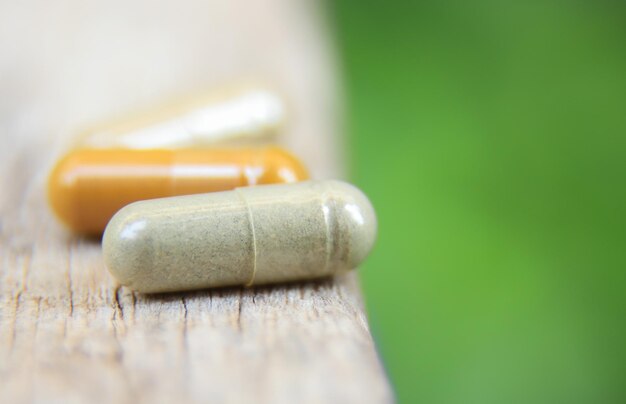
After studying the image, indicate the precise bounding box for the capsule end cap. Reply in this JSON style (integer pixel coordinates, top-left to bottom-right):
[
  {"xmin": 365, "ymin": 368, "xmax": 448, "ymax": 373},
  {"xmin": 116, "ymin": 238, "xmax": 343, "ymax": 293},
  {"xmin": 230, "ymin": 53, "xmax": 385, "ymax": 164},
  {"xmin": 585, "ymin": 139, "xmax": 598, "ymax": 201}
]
[
  {"xmin": 102, "ymin": 203, "xmax": 152, "ymax": 291},
  {"xmin": 326, "ymin": 180, "xmax": 378, "ymax": 271}
]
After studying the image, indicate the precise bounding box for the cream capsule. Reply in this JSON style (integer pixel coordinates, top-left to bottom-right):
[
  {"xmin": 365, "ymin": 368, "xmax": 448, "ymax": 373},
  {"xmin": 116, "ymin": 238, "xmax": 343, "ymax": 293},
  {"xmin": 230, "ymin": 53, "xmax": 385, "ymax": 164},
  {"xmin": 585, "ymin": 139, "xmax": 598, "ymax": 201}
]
[
  {"xmin": 103, "ymin": 180, "xmax": 377, "ymax": 293},
  {"xmin": 77, "ymin": 84, "xmax": 286, "ymax": 149}
]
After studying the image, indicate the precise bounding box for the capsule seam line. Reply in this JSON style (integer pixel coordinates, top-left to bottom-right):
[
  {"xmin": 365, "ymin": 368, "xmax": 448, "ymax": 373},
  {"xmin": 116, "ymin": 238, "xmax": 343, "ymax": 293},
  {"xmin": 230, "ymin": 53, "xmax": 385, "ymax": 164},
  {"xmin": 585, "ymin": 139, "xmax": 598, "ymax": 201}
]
[
  {"xmin": 236, "ymin": 188, "xmax": 258, "ymax": 287},
  {"xmin": 321, "ymin": 188, "xmax": 332, "ymax": 276}
]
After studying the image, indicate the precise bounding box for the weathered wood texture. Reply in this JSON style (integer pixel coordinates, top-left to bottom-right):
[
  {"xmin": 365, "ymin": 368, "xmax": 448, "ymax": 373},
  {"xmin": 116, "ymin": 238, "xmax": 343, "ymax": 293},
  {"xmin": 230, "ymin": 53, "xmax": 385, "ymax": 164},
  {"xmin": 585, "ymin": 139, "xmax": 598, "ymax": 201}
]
[{"xmin": 0, "ymin": 1, "xmax": 392, "ymax": 403}]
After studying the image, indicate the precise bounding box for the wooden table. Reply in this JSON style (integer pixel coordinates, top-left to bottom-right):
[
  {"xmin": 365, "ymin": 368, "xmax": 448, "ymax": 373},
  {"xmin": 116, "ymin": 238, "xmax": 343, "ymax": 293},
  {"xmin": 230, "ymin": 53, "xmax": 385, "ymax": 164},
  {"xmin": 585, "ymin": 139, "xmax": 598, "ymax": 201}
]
[{"xmin": 0, "ymin": 1, "xmax": 392, "ymax": 402}]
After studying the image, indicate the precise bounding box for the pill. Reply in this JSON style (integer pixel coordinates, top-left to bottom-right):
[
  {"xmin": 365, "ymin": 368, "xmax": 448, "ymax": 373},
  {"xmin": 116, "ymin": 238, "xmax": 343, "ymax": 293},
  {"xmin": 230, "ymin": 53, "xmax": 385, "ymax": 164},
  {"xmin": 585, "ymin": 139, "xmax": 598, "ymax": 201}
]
[
  {"xmin": 77, "ymin": 84, "xmax": 286, "ymax": 149},
  {"xmin": 48, "ymin": 147, "xmax": 308, "ymax": 235},
  {"xmin": 102, "ymin": 180, "xmax": 377, "ymax": 293}
]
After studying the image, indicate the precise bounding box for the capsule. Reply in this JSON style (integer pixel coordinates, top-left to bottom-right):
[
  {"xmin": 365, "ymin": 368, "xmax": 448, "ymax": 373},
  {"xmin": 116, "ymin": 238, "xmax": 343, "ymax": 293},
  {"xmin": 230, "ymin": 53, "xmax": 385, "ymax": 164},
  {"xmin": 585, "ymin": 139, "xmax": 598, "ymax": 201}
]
[
  {"xmin": 48, "ymin": 147, "xmax": 308, "ymax": 235},
  {"xmin": 102, "ymin": 180, "xmax": 377, "ymax": 293},
  {"xmin": 77, "ymin": 84, "xmax": 286, "ymax": 149}
]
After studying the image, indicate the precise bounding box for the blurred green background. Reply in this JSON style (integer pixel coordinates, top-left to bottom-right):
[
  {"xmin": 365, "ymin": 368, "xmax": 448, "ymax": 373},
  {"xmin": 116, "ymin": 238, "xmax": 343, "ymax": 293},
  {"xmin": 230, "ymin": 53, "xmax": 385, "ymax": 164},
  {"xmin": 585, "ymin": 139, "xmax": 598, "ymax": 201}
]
[{"xmin": 327, "ymin": 1, "xmax": 626, "ymax": 403}]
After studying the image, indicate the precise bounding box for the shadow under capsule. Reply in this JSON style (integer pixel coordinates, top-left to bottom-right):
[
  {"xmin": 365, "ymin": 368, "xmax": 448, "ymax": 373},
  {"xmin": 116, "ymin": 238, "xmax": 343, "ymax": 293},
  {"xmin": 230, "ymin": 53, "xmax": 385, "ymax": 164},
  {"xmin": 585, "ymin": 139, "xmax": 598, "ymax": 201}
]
[{"xmin": 135, "ymin": 275, "xmax": 338, "ymax": 303}]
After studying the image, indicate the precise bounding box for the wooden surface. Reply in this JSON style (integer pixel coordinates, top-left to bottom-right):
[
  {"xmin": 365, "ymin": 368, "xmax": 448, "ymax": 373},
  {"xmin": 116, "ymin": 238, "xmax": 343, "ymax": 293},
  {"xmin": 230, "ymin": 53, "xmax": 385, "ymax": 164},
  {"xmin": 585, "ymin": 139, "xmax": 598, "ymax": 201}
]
[{"xmin": 0, "ymin": 1, "xmax": 393, "ymax": 403}]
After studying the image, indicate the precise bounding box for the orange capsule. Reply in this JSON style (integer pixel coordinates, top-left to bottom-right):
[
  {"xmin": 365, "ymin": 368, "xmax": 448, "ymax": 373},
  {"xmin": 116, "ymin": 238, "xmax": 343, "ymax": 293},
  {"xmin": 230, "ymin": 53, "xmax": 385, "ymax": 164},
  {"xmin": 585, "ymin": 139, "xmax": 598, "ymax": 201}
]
[{"xmin": 48, "ymin": 147, "xmax": 308, "ymax": 235}]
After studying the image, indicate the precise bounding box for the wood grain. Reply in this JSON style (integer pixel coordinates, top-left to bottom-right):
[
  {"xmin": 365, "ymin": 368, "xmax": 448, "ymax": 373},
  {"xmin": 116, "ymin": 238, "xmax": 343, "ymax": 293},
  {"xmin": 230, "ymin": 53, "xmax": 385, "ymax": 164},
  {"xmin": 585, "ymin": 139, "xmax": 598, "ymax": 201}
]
[{"xmin": 0, "ymin": 1, "xmax": 392, "ymax": 403}]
